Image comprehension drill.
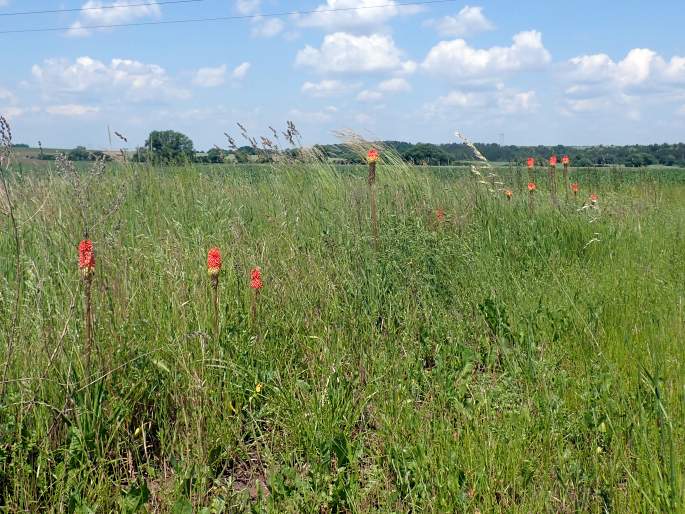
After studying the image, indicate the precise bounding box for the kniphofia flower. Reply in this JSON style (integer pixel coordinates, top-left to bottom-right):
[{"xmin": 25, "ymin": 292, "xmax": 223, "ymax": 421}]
[
  {"xmin": 590, "ymin": 193, "xmax": 598, "ymax": 204},
  {"xmin": 436, "ymin": 208, "xmax": 446, "ymax": 221},
  {"xmin": 562, "ymin": 155, "xmax": 570, "ymax": 166},
  {"xmin": 505, "ymin": 190, "xmax": 513, "ymax": 200},
  {"xmin": 528, "ymin": 182, "xmax": 537, "ymax": 192},
  {"xmin": 549, "ymin": 155, "xmax": 557, "ymax": 167},
  {"xmin": 367, "ymin": 148, "xmax": 379, "ymax": 164},
  {"xmin": 571, "ymin": 182, "xmax": 579, "ymax": 195},
  {"xmin": 250, "ymin": 267, "xmax": 263, "ymax": 290},
  {"xmin": 78, "ymin": 240, "xmax": 95, "ymax": 277},
  {"xmin": 207, "ymin": 247, "xmax": 222, "ymax": 277},
  {"xmin": 526, "ymin": 157, "xmax": 534, "ymax": 169}
]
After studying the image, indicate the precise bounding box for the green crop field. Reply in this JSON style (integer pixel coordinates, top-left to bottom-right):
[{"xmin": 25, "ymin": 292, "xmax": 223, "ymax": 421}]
[{"xmin": 1, "ymin": 153, "xmax": 684, "ymax": 512}]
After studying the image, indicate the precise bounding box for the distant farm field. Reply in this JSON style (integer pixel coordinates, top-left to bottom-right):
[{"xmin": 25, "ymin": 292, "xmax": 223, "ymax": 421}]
[{"xmin": 1, "ymin": 160, "xmax": 683, "ymax": 512}]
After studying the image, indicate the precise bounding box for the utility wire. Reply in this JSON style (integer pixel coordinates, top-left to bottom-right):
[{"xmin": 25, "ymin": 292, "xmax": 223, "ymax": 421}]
[
  {"xmin": 0, "ymin": 0, "xmax": 457, "ymax": 35},
  {"xmin": 0, "ymin": 0, "xmax": 204, "ymax": 18}
]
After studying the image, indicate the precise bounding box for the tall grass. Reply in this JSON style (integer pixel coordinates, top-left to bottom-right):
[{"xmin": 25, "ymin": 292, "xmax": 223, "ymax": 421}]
[{"xmin": 0, "ymin": 158, "xmax": 683, "ymax": 512}]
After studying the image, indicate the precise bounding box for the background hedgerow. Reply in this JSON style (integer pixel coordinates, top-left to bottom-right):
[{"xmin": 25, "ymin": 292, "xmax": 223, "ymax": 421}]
[{"xmin": 0, "ymin": 154, "xmax": 683, "ymax": 512}]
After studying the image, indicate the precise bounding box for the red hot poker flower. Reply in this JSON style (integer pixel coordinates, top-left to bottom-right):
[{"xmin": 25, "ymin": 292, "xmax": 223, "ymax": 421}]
[
  {"xmin": 505, "ymin": 190, "xmax": 513, "ymax": 199},
  {"xmin": 590, "ymin": 193, "xmax": 598, "ymax": 203},
  {"xmin": 367, "ymin": 148, "xmax": 379, "ymax": 164},
  {"xmin": 250, "ymin": 267, "xmax": 263, "ymax": 290},
  {"xmin": 571, "ymin": 182, "xmax": 579, "ymax": 194},
  {"xmin": 78, "ymin": 240, "xmax": 95, "ymax": 276},
  {"xmin": 207, "ymin": 247, "xmax": 222, "ymax": 277},
  {"xmin": 527, "ymin": 182, "xmax": 537, "ymax": 192},
  {"xmin": 526, "ymin": 157, "xmax": 534, "ymax": 169},
  {"xmin": 562, "ymin": 155, "xmax": 570, "ymax": 165},
  {"xmin": 435, "ymin": 208, "xmax": 446, "ymax": 221},
  {"xmin": 549, "ymin": 155, "xmax": 557, "ymax": 167}
]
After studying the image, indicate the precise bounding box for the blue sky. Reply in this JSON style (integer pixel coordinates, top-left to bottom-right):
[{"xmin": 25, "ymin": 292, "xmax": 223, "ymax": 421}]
[{"xmin": 1, "ymin": 0, "xmax": 684, "ymax": 150}]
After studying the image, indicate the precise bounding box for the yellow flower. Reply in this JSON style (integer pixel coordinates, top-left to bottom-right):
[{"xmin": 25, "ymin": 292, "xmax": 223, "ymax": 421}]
[{"xmin": 255, "ymin": 383, "xmax": 263, "ymax": 393}]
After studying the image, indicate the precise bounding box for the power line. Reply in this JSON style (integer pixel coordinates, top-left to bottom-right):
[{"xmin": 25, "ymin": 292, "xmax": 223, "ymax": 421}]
[
  {"xmin": 0, "ymin": 0, "xmax": 458, "ymax": 35},
  {"xmin": 0, "ymin": 0, "xmax": 204, "ymax": 18}
]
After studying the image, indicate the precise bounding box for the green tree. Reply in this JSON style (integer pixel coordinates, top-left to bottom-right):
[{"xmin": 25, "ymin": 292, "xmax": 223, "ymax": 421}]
[
  {"xmin": 143, "ymin": 130, "xmax": 195, "ymax": 164},
  {"xmin": 68, "ymin": 146, "xmax": 90, "ymax": 161},
  {"xmin": 206, "ymin": 148, "xmax": 225, "ymax": 163}
]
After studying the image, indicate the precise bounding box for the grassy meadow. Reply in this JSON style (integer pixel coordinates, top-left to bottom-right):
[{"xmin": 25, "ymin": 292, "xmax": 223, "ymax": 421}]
[{"xmin": 0, "ymin": 156, "xmax": 684, "ymax": 512}]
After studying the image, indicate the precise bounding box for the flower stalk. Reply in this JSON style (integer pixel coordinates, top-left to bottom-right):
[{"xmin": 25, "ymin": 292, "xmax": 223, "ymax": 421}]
[
  {"xmin": 207, "ymin": 247, "xmax": 222, "ymax": 339},
  {"xmin": 79, "ymin": 239, "xmax": 96, "ymax": 375},
  {"xmin": 367, "ymin": 148, "xmax": 379, "ymax": 248}
]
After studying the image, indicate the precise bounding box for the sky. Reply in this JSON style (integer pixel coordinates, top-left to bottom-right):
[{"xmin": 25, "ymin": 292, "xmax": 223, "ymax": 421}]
[{"xmin": 0, "ymin": 0, "xmax": 684, "ymax": 150}]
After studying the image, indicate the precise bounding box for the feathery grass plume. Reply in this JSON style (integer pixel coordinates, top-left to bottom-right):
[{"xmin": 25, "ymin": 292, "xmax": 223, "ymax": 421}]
[
  {"xmin": 207, "ymin": 247, "xmax": 222, "ymax": 339},
  {"xmin": 455, "ymin": 131, "xmax": 513, "ymax": 200},
  {"xmin": 250, "ymin": 266, "xmax": 263, "ymax": 326},
  {"xmin": 548, "ymin": 154, "xmax": 559, "ymax": 207},
  {"xmin": 562, "ymin": 155, "xmax": 570, "ymax": 202},
  {"xmin": 78, "ymin": 239, "xmax": 96, "ymax": 374},
  {"xmin": 0, "ymin": 116, "xmax": 22, "ymax": 399}
]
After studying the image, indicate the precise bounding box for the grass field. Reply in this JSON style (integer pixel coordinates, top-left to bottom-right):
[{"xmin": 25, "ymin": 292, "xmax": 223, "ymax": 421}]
[{"xmin": 1, "ymin": 156, "xmax": 684, "ymax": 512}]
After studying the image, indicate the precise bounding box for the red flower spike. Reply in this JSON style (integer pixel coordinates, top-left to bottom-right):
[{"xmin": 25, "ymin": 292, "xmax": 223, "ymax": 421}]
[
  {"xmin": 207, "ymin": 247, "xmax": 222, "ymax": 277},
  {"xmin": 250, "ymin": 267, "xmax": 263, "ymax": 290},
  {"xmin": 505, "ymin": 190, "xmax": 513, "ymax": 199},
  {"xmin": 590, "ymin": 193, "xmax": 598, "ymax": 203},
  {"xmin": 527, "ymin": 182, "xmax": 537, "ymax": 192},
  {"xmin": 367, "ymin": 148, "xmax": 379, "ymax": 164},
  {"xmin": 571, "ymin": 182, "xmax": 579, "ymax": 194},
  {"xmin": 562, "ymin": 155, "xmax": 570, "ymax": 165},
  {"xmin": 436, "ymin": 209, "xmax": 446, "ymax": 221},
  {"xmin": 526, "ymin": 157, "xmax": 534, "ymax": 169},
  {"xmin": 78, "ymin": 240, "xmax": 95, "ymax": 275},
  {"xmin": 549, "ymin": 155, "xmax": 557, "ymax": 167}
]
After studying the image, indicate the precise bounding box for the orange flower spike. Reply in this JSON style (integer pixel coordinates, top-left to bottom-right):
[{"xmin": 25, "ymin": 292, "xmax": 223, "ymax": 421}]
[
  {"xmin": 250, "ymin": 267, "xmax": 263, "ymax": 290},
  {"xmin": 571, "ymin": 182, "xmax": 579, "ymax": 195},
  {"xmin": 562, "ymin": 155, "xmax": 570, "ymax": 166},
  {"xmin": 78, "ymin": 240, "xmax": 95, "ymax": 277},
  {"xmin": 207, "ymin": 247, "xmax": 222, "ymax": 277},
  {"xmin": 526, "ymin": 157, "xmax": 534, "ymax": 169},
  {"xmin": 436, "ymin": 208, "xmax": 446, "ymax": 221},
  {"xmin": 549, "ymin": 155, "xmax": 557, "ymax": 167},
  {"xmin": 527, "ymin": 182, "xmax": 537, "ymax": 192},
  {"xmin": 505, "ymin": 190, "xmax": 513, "ymax": 200},
  {"xmin": 590, "ymin": 193, "xmax": 598, "ymax": 204},
  {"xmin": 367, "ymin": 148, "xmax": 379, "ymax": 164}
]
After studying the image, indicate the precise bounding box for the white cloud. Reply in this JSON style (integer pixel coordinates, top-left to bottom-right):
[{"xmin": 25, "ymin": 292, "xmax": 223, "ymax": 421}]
[
  {"xmin": 236, "ymin": 0, "xmax": 260, "ymax": 14},
  {"xmin": 0, "ymin": 87, "xmax": 16, "ymax": 103},
  {"xmin": 288, "ymin": 107, "xmax": 336, "ymax": 124},
  {"xmin": 422, "ymin": 30, "xmax": 551, "ymax": 81},
  {"xmin": 67, "ymin": 0, "xmax": 161, "ymax": 37},
  {"xmin": 356, "ymin": 89, "xmax": 383, "ymax": 102},
  {"xmin": 431, "ymin": 5, "xmax": 494, "ymax": 37},
  {"xmin": 298, "ymin": 0, "xmax": 422, "ymax": 31},
  {"xmin": 356, "ymin": 78, "xmax": 410, "ymax": 102},
  {"xmin": 1, "ymin": 107, "xmax": 24, "ymax": 119},
  {"xmin": 231, "ymin": 62, "xmax": 251, "ymax": 79},
  {"xmin": 193, "ymin": 65, "xmax": 227, "ymax": 87},
  {"xmin": 46, "ymin": 104, "xmax": 100, "ymax": 116},
  {"xmin": 302, "ymin": 79, "xmax": 358, "ymax": 97},
  {"xmin": 32, "ymin": 56, "xmax": 190, "ymax": 102},
  {"xmin": 424, "ymin": 85, "xmax": 537, "ymax": 118},
  {"xmin": 378, "ymin": 77, "xmax": 411, "ymax": 92},
  {"xmin": 251, "ymin": 17, "xmax": 284, "ymax": 38},
  {"xmin": 296, "ymin": 32, "xmax": 412, "ymax": 74},
  {"xmin": 564, "ymin": 48, "xmax": 685, "ymax": 114}
]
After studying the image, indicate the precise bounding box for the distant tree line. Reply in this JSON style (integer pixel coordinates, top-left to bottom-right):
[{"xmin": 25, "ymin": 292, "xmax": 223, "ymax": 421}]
[{"xmin": 18, "ymin": 131, "xmax": 685, "ymax": 167}]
